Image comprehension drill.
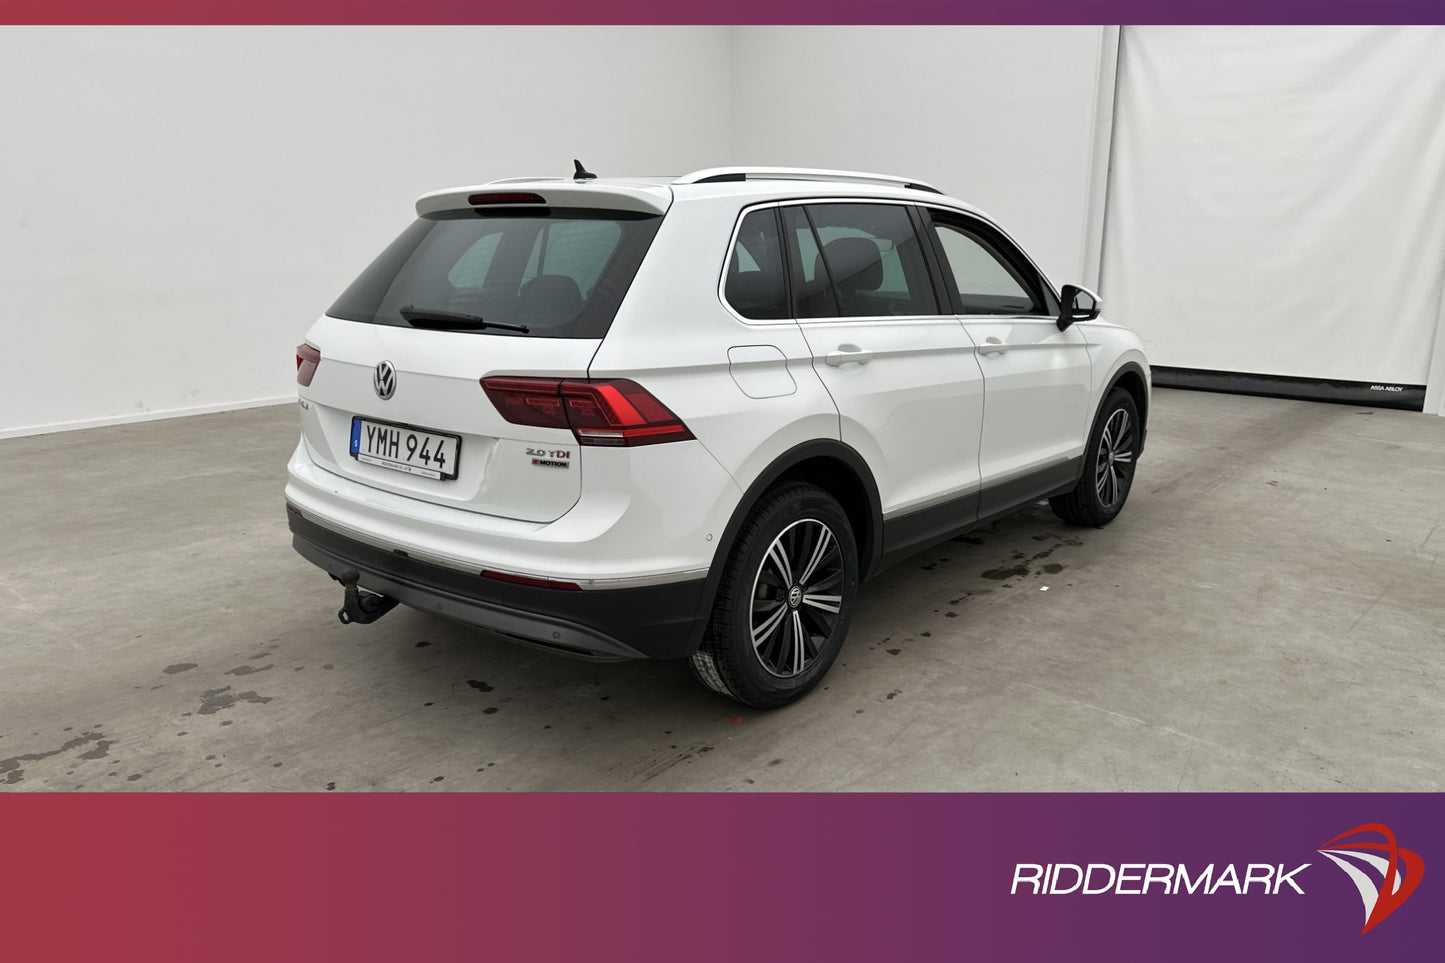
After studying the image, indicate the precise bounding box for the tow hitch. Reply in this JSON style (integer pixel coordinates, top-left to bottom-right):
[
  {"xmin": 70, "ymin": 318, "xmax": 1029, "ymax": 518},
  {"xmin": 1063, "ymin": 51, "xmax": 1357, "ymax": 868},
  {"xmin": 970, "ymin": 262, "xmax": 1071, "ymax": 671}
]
[{"xmin": 335, "ymin": 569, "xmax": 399, "ymax": 625}]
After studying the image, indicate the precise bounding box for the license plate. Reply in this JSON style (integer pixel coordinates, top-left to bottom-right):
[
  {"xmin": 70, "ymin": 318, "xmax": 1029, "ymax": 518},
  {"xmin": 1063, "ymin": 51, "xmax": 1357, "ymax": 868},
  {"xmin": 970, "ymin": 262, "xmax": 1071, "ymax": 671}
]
[{"xmin": 350, "ymin": 417, "xmax": 461, "ymax": 480}]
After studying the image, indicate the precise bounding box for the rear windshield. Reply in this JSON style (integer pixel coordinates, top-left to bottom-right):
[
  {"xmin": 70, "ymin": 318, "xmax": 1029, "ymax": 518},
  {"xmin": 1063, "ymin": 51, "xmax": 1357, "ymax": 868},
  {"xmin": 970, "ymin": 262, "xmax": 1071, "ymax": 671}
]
[{"xmin": 328, "ymin": 208, "xmax": 662, "ymax": 338}]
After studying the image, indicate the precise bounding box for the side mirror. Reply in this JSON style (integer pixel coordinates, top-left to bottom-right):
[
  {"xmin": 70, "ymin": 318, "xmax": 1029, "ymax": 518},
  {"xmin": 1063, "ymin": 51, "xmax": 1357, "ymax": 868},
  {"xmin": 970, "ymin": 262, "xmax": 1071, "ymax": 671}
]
[{"xmin": 1057, "ymin": 284, "xmax": 1101, "ymax": 331}]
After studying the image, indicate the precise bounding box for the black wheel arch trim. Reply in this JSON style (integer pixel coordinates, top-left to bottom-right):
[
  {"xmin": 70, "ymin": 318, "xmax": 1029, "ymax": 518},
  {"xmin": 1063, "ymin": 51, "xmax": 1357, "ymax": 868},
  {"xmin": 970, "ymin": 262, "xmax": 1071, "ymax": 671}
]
[
  {"xmin": 1102, "ymin": 361, "xmax": 1149, "ymax": 458},
  {"xmin": 683, "ymin": 439, "xmax": 884, "ymax": 655}
]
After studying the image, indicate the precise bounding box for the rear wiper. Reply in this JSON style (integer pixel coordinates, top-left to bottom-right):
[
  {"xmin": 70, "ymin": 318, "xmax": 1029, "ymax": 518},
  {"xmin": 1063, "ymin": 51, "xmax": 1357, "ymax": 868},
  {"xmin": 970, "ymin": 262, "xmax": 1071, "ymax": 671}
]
[{"xmin": 399, "ymin": 305, "xmax": 529, "ymax": 333}]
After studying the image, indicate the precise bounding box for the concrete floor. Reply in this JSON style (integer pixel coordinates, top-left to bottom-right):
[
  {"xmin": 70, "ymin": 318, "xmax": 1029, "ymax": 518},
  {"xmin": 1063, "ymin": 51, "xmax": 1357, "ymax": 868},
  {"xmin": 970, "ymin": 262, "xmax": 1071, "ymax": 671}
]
[{"xmin": 1, "ymin": 388, "xmax": 1442, "ymax": 792}]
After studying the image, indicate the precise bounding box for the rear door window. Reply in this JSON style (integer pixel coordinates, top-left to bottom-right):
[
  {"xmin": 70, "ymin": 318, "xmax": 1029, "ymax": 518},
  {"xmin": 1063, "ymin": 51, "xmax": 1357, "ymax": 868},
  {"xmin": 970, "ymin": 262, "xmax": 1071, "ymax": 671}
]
[
  {"xmin": 781, "ymin": 206, "xmax": 838, "ymax": 319},
  {"xmin": 788, "ymin": 203, "xmax": 939, "ymax": 319},
  {"xmin": 328, "ymin": 209, "xmax": 661, "ymax": 338}
]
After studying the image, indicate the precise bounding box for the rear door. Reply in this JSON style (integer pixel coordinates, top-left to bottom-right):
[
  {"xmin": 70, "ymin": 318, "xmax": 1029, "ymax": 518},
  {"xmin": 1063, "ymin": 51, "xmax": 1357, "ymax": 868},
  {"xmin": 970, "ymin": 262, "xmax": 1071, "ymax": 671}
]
[
  {"xmin": 923, "ymin": 209, "xmax": 1093, "ymax": 513},
  {"xmin": 784, "ymin": 201, "xmax": 985, "ymax": 519},
  {"xmin": 298, "ymin": 201, "xmax": 661, "ymax": 523}
]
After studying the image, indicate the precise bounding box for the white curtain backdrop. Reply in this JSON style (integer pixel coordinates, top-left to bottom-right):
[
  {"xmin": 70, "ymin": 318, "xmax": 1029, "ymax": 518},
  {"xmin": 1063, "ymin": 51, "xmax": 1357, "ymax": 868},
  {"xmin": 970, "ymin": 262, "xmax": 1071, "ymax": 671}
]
[{"xmin": 1101, "ymin": 26, "xmax": 1445, "ymax": 386}]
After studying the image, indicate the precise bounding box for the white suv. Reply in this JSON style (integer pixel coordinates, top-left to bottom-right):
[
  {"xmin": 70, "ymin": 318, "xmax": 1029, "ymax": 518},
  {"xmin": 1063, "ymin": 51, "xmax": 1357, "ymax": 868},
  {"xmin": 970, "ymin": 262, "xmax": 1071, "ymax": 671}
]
[{"xmin": 285, "ymin": 166, "xmax": 1149, "ymax": 707}]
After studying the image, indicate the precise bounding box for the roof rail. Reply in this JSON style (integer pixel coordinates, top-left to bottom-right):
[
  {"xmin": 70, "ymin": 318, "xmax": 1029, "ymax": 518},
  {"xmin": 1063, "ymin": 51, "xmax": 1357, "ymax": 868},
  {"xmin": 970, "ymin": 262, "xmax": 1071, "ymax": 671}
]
[{"xmin": 674, "ymin": 167, "xmax": 941, "ymax": 194}]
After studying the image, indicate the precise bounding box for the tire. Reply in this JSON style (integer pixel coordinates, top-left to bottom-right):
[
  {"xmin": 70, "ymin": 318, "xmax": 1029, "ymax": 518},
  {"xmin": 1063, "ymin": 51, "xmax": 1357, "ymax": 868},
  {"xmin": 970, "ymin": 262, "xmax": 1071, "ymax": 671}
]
[
  {"xmin": 1049, "ymin": 387, "xmax": 1140, "ymax": 527},
  {"xmin": 689, "ymin": 483, "xmax": 859, "ymax": 708}
]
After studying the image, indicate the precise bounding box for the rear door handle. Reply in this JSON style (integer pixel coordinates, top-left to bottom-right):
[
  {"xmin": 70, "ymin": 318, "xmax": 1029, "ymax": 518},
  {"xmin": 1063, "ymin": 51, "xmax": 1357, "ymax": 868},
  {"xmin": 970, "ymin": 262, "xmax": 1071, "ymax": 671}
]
[
  {"xmin": 825, "ymin": 344, "xmax": 873, "ymax": 366},
  {"xmin": 977, "ymin": 337, "xmax": 1008, "ymax": 356}
]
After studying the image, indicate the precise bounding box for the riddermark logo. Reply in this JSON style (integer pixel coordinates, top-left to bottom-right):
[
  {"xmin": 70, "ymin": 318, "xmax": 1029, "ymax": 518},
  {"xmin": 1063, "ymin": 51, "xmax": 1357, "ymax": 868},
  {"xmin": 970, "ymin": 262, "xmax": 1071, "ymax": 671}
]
[
  {"xmin": 1011, "ymin": 821, "xmax": 1425, "ymax": 935},
  {"xmin": 1317, "ymin": 823, "xmax": 1425, "ymax": 934}
]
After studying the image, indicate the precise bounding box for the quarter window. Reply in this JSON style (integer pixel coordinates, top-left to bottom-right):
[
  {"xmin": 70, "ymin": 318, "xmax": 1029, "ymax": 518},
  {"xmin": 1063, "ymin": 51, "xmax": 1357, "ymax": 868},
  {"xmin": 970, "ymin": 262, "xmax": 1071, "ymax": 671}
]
[
  {"xmin": 724, "ymin": 208, "xmax": 789, "ymax": 320},
  {"xmin": 520, "ymin": 219, "xmax": 623, "ymax": 298},
  {"xmin": 447, "ymin": 233, "xmax": 503, "ymax": 289}
]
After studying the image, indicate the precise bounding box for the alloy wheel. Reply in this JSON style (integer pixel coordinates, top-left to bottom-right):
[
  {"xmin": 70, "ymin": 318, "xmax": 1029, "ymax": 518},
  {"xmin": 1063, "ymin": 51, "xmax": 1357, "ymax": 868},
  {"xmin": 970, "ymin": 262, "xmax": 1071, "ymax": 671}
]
[
  {"xmin": 749, "ymin": 519, "xmax": 844, "ymax": 678},
  {"xmin": 1095, "ymin": 407, "xmax": 1135, "ymax": 509}
]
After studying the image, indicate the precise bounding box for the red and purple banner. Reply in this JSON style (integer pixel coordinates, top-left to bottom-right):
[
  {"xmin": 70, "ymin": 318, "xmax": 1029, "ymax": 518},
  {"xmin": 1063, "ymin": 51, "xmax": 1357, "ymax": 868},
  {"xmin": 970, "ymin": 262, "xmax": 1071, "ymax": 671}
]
[
  {"xmin": 5, "ymin": 1, "xmax": 1445, "ymax": 25},
  {"xmin": 1, "ymin": 793, "xmax": 1435, "ymax": 961}
]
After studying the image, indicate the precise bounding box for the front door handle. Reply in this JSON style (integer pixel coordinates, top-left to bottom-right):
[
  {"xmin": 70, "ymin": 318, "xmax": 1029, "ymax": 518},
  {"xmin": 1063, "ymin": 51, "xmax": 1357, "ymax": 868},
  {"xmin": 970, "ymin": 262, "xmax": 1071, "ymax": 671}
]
[
  {"xmin": 825, "ymin": 344, "xmax": 873, "ymax": 366},
  {"xmin": 977, "ymin": 337, "xmax": 1009, "ymax": 356}
]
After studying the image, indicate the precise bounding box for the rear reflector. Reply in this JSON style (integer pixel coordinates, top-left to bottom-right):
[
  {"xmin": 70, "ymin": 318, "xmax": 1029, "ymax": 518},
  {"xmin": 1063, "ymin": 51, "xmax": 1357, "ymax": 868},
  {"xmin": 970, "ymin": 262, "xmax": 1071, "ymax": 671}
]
[
  {"xmin": 467, "ymin": 192, "xmax": 546, "ymax": 206},
  {"xmin": 482, "ymin": 570, "xmax": 581, "ymax": 591},
  {"xmin": 480, "ymin": 377, "xmax": 694, "ymax": 447},
  {"xmin": 296, "ymin": 343, "xmax": 321, "ymax": 387}
]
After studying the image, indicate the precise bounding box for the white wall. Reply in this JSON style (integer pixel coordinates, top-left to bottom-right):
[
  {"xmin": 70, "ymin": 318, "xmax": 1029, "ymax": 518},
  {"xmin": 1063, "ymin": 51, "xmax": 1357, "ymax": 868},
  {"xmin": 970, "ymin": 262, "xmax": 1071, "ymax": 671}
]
[
  {"xmin": 0, "ymin": 27, "xmax": 733, "ymax": 437},
  {"xmin": 1, "ymin": 26, "xmax": 1111, "ymax": 437},
  {"xmin": 730, "ymin": 26, "xmax": 1109, "ymax": 288},
  {"xmin": 1100, "ymin": 26, "xmax": 1445, "ymax": 392}
]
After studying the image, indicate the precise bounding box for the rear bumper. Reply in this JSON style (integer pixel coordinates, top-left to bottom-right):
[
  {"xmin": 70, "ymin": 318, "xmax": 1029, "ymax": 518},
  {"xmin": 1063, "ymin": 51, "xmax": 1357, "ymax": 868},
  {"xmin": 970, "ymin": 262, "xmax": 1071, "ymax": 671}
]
[{"xmin": 288, "ymin": 508, "xmax": 707, "ymax": 661}]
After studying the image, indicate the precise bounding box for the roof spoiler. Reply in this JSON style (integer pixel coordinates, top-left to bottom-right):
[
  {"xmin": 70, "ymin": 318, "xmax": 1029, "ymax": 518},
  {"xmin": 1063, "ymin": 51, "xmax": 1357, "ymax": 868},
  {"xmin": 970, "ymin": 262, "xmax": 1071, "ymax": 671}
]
[{"xmin": 415, "ymin": 182, "xmax": 671, "ymax": 217}]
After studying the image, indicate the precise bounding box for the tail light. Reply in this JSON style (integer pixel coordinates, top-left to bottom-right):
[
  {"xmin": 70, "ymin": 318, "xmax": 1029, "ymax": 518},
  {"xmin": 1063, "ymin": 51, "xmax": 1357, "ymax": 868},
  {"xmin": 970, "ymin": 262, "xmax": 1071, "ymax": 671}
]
[
  {"xmin": 480, "ymin": 377, "xmax": 694, "ymax": 447},
  {"xmin": 296, "ymin": 343, "xmax": 321, "ymax": 387}
]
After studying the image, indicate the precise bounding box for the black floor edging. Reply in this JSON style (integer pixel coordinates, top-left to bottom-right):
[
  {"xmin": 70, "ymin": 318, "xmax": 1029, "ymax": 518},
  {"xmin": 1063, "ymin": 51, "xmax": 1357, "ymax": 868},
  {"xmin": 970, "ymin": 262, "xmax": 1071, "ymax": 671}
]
[{"xmin": 1151, "ymin": 365, "xmax": 1425, "ymax": 412}]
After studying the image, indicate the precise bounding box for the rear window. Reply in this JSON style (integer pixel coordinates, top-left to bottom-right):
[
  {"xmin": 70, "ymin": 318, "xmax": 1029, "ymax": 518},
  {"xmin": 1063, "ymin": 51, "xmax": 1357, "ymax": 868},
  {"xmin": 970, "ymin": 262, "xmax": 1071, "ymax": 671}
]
[{"xmin": 328, "ymin": 208, "xmax": 662, "ymax": 338}]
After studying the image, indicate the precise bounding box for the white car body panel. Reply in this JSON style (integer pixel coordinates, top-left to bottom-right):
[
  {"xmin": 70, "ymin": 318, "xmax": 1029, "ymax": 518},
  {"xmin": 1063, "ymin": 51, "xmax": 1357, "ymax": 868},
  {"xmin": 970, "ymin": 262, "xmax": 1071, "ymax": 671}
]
[
  {"xmin": 298, "ymin": 314, "xmax": 599, "ymax": 523},
  {"xmin": 284, "ymin": 167, "xmax": 1151, "ymax": 669},
  {"xmin": 799, "ymin": 314, "xmax": 985, "ymax": 517},
  {"xmin": 285, "ymin": 436, "xmax": 740, "ymax": 585},
  {"xmin": 587, "ymin": 193, "xmax": 843, "ymax": 504},
  {"xmin": 963, "ymin": 317, "xmax": 1094, "ymax": 486}
]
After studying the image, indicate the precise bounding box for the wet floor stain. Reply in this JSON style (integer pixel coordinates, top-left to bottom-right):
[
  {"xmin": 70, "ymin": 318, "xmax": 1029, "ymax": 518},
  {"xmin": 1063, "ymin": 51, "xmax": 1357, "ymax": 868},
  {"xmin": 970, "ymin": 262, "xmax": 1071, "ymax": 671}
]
[
  {"xmin": 224, "ymin": 664, "xmax": 274, "ymax": 677},
  {"xmin": 79, "ymin": 739, "xmax": 115, "ymax": 760},
  {"xmin": 467, "ymin": 680, "xmax": 494, "ymax": 693},
  {"xmin": 163, "ymin": 663, "xmax": 198, "ymax": 674},
  {"xmin": 0, "ymin": 730, "xmax": 112, "ymax": 784},
  {"xmin": 976, "ymin": 533, "xmax": 1083, "ymax": 583},
  {"xmin": 197, "ymin": 686, "xmax": 274, "ymax": 715}
]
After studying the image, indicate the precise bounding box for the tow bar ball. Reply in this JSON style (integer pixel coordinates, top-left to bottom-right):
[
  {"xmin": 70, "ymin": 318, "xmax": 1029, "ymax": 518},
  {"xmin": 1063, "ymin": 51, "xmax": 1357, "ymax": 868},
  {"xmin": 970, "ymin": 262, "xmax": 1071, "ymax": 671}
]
[{"xmin": 336, "ymin": 569, "xmax": 399, "ymax": 625}]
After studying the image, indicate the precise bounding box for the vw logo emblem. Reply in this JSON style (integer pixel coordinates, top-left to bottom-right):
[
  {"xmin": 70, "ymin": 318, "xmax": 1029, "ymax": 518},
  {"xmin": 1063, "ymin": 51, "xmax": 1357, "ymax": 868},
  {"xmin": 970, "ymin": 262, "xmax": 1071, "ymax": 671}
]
[{"xmin": 374, "ymin": 361, "xmax": 397, "ymax": 400}]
